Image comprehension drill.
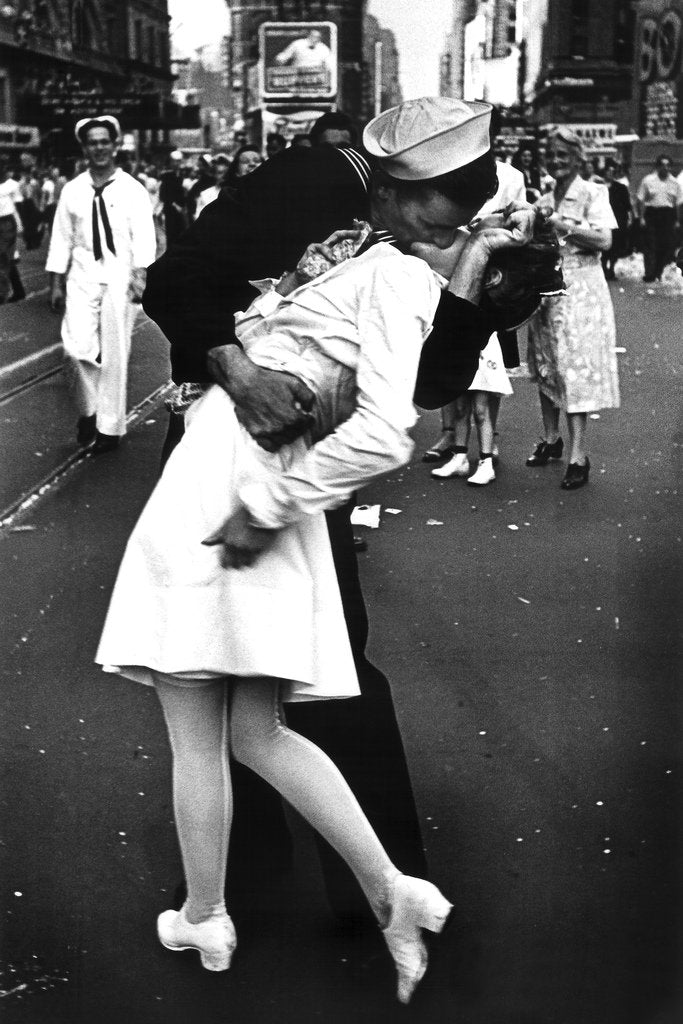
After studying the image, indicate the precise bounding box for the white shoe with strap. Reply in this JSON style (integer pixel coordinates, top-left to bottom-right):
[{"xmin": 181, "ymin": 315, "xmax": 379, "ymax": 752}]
[
  {"xmin": 467, "ymin": 457, "xmax": 496, "ymax": 486},
  {"xmin": 431, "ymin": 452, "xmax": 470, "ymax": 478}
]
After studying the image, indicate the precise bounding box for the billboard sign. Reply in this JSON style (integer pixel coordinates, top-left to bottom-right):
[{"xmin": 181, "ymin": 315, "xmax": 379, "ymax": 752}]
[{"xmin": 259, "ymin": 22, "xmax": 337, "ymax": 101}]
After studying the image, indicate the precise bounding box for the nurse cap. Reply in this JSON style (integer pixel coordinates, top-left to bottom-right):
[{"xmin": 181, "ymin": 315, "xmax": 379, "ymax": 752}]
[
  {"xmin": 363, "ymin": 97, "xmax": 492, "ymax": 181},
  {"xmin": 74, "ymin": 115, "xmax": 121, "ymax": 144}
]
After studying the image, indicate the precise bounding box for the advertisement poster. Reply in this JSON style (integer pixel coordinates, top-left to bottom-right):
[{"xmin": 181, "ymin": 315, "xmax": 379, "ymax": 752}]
[{"xmin": 259, "ymin": 21, "xmax": 337, "ymax": 101}]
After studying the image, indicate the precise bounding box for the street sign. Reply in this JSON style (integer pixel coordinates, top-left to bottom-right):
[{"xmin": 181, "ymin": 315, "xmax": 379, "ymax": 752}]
[{"xmin": 259, "ymin": 22, "xmax": 337, "ymax": 102}]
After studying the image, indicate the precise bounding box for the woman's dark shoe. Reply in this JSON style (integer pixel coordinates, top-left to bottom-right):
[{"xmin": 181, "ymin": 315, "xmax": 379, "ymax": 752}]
[
  {"xmin": 525, "ymin": 437, "xmax": 563, "ymax": 466},
  {"xmin": 422, "ymin": 430, "xmax": 455, "ymax": 463},
  {"xmin": 76, "ymin": 414, "xmax": 97, "ymax": 447},
  {"xmin": 91, "ymin": 432, "xmax": 120, "ymax": 455},
  {"xmin": 560, "ymin": 457, "xmax": 590, "ymax": 490}
]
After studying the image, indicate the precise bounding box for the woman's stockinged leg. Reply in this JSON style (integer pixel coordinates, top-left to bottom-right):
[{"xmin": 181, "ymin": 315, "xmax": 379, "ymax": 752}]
[
  {"xmin": 154, "ymin": 675, "xmax": 232, "ymax": 923},
  {"xmin": 230, "ymin": 679, "xmax": 397, "ymax": 923},
  {"xmin": 230, "ymin": 678, "xmax": 453, "ymax": 1003}
]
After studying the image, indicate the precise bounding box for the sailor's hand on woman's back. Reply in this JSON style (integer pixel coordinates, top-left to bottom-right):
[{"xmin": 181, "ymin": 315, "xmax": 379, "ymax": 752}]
[
  {"xmin": 207, "ymin": 345, "xmax": 315, "ymax": 452},
  {"xmin": 202, "ymin": 504, "xmax": 278, "ymax": 569}
]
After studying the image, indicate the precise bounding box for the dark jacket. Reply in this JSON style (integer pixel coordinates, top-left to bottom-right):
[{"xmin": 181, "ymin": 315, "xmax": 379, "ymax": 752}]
[{"xmin": 143, "ymin": 145, "xmax": 492, "ymax": 407}]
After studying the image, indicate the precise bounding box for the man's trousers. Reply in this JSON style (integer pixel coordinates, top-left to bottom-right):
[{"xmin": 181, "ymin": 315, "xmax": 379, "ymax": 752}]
[
  {"xmin": 61, "ymin": 275, "xmax": 137, "ymax": 437},
  {"xmin": 643, "ymin": 208, "xmax": 677, "ymax": 281}
]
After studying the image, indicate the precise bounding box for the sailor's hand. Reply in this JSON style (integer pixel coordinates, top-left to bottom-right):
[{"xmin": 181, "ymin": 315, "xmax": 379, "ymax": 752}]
[
  {"xmin": 208, "ymin": 345, "xmax": 315, "ymax": 451},
  {"xmin": 202, "ymin": 504, "xmax": 277, "ymax": 569}
]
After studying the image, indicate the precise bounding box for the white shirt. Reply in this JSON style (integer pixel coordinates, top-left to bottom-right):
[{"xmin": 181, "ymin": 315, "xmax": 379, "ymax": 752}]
[
  {"xmin": 230, "ymin": 244, "xmax": 443, "ymax": 528},
  {"xmin": 194, "ymin": 185, "xmax": 220, "ymax": 219},
  {"xmin": 46, "ymin": 167, "xmax": 156, "ymax": 284},
  {"xmin": 275, "ymin": 38, "xmax": 332, "ymax": 70},
  {"xmin": 0, "ymin": 178, "xmax": 22, "ymax": 220},
  {"xmin": 479, "ymin": 161, "xmax": 526, "ymax": 216},
  {"xmin": 637, "ymin": 172, "xmax": 682, "ymax": 209},
  {"xmin": 545, "ymin": 176, "xmax": 617, "ymax": 255}
]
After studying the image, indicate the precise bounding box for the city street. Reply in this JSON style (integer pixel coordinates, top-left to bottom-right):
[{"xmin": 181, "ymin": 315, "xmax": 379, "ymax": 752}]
[{"xmin": 0, "ymin": 265, "xmax": 681, "ymax": 1024}]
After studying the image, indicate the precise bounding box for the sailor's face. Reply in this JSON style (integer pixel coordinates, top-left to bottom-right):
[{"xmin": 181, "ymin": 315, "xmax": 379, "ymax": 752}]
[
  {"xmin": 378, "ymin": 187, "xmax": 478, "ymax": 250},
  {"xmin": 83, "ymin": 127, "xmax": 116, "ymax": 169}
]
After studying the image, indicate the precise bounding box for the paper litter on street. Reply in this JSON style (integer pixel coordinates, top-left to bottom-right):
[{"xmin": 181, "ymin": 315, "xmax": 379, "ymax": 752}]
[{"xmin": 350, "ymin": 504, "xmax": 381, "ymax": 528}]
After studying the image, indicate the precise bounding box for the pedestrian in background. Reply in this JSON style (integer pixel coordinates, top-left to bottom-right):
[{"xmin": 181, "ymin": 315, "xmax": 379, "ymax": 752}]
[
  {"xmin": 225, "ymin": 145, "xmax": 263, "ymax": 188},
  {"xmin": 0, "ymin": 157, "xmax": 23, "ymax": 304},
  {"xmin": 636, "ymin": 154, "xmax": 682, "ymax": 282},
  {"xmin": 309, "ymin": 110, "xmax": 357, "ymax": 149},
  {"xmin": 15, "ymin": 153, "xmax": 43, "ymax": 250},
  {"xmin": 265, "ymin": 132, "xmax": 287, "ymax": 159},
  {"xmin": 46, "ymin": 115, "xmax": 156, "ymax": 453},
  {"xmin": 186, "ymin": 154, "xmax": 214, "ymax": 221},
  {"xmin": 512, "ymin": 144, "xmax": 541, "ymax": 201},
  {"xmin": 193, "ymin": 153, "xmax": 231, "ymax": 218},
  {"xmin": 526, "ymin": 127, "xmax": 620, "ymax": 490},
  {"xmin": 427, "ymin": 107, "xmax": 526, "ymax": 483},
  {"xmin": 159, "ymin": 150, "xmax": 188, "ymax": 247},
  {"xmin": 601, "ymin": 158, "xmax": 632, "ymax": 280}
]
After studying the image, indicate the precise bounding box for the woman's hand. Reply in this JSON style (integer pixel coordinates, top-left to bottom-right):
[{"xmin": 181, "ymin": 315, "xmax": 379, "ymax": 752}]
[
  {"xmin": 294, "ymin": 220, "xmax": 369, "ymax": 285},
  {"xmin": 202, "ymin": 504, "xmax": 278, "ymax": 569}
]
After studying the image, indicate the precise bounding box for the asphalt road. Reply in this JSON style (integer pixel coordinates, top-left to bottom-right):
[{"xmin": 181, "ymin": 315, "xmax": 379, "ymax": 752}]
[{"xmin": 0, "ymin": 274, "xmax": 681, "ymax": 1024}]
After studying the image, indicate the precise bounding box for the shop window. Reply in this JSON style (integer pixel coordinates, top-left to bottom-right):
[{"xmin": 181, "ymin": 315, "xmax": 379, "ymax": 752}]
[
  {"xmin": 72, "ymin": 0, "xmax": 92, "ymax": 49},
  {"xmin": 570, "ymin": 0, "xmax": 589, "ymax": 58},
  {"xmin": 134, "ymin": 19, "xmax": 143, "ymax": 60}
]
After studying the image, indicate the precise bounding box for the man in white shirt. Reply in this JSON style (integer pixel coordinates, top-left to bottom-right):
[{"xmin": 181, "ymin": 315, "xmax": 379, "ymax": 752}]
[
  {"xmin": 636, "ymin": 154, "xmax": 682, "ymax": 281},
  {"xmin": 275, "ymin": 29, "xmax": 332, "ymax": 72},
  {"xmin": 0, "ymin": 158, "xmax": 23, "ymax": 303},
  {"xmin": 46, "ymin": 115, "xmax": 156, "ymax": 452}
]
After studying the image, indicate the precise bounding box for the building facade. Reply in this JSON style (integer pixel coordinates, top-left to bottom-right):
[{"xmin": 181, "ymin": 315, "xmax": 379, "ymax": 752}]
[
  {"xmin": 0, "ymin": 1, "xmax": 194, "ymax": 159},
  {"xmin": 462, "ymin": 0, "xmax": 524, "ymax": 106},
  {"xmin": 362, "ymin": 13, "xmax": 401, "ymax": 121},
  {"xmin": 522, "ymin": 0, "xmax": 635, "ymax": 133}
]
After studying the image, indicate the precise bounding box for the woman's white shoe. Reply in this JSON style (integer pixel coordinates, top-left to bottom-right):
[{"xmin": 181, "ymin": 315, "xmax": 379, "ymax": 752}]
[
  {"xmin": 431, "ymin": 452, "xmax": 470, "ymax": 479},
  {"xmin": 157, "ymin": 906, "xmax": 237, "ymax": 971},
  {"xmin": 467, "ymin": 457, "xmax": 495, "ymax": 486},
  {"xmin": 381, "ymin": 874, "xmax": 453, "ymax": 1004}
]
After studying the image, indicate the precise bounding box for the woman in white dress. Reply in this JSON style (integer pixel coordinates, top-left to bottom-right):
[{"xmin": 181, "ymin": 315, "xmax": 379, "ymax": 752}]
[
  {"xmin": 96, "ymin": 98, "xmax": 534, "ymax": 1003},
  {"xmin": 525, "ymin": 128, "xmax": 620, "ymax": 490}
]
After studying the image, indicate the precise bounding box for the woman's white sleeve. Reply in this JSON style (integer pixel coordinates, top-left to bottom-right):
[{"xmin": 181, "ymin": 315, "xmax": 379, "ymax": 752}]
[
  {"xmin": 239, "ymin": 258, "xmax": 440, "ymax": 528},
  {"xmin": 586, "ymin": 183, "xmax": 618, "ymax": 231}
]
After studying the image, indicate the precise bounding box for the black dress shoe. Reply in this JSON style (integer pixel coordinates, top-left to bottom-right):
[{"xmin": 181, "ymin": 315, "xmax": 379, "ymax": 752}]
[
  {"xmin": 91, "ymin": 432, "xmax": 120, "ymax": 454},
  {"xmin": 77, "ymin": 414, "xmax": 97, "ymax": 447},
  {"xmin": 560, "ymin": 457, "xmax": 590, "ymax": 490},
  {"xmin": 525, "ymin": 437, "xmax": 563, "ymax": 466}
]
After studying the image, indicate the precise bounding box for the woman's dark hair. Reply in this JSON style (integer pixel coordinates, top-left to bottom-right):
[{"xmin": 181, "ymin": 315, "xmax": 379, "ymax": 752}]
[
  {"xmin": 373, "ymin": 149, "xmax": 498, "ymax": 211},
  {"xmin": 481, "ymin": 219, "xmax": 565, "ymax": 329}
]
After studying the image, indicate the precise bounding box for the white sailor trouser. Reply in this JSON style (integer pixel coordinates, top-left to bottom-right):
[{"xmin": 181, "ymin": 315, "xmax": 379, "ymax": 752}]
[{"xmin": 61, "ymin": 274, "xmax": 137, "ymax": 437}]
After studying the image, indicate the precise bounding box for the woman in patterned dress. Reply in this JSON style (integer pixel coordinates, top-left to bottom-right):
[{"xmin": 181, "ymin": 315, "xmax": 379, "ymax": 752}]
[{"xmin": 526, "ymin": 128, "xmax": 620, "ymax": 490}]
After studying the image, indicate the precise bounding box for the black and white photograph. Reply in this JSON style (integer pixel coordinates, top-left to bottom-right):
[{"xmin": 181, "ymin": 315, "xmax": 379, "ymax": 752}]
[{"xmin": 0, "ymin": 2, "xmax": 681, "ymax": 1023}]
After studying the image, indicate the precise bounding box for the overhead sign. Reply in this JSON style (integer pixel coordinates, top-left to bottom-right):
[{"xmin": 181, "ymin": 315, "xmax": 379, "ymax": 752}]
[
  {"xmin": 259, "ymin": 22, "xmax": 337, "ymax": 101},
  {"xmin": 0, "ymin": 123, "xmax": 40, "ymax": 149},
  {"xmin": 636, "ymin": 3, "xmax": 683, "ymax": 138}
]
